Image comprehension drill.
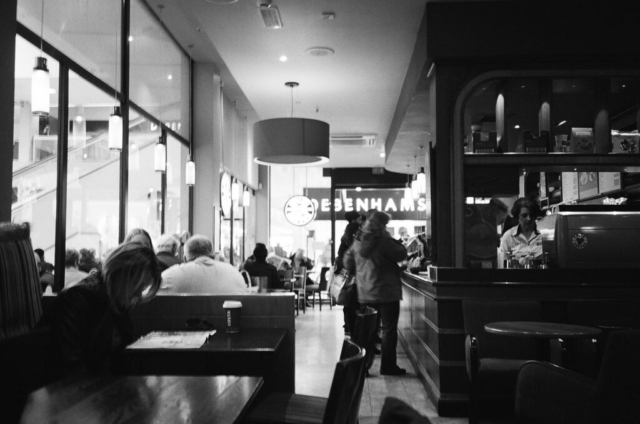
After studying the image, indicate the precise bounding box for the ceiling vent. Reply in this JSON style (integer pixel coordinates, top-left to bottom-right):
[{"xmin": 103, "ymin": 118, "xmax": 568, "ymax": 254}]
[
  {"xmin": 330, "ymin": 135, "xmax": 377, "ymax": 147},
  {"xmin": 258, "ymin": 0, "xmax": 283, "ymax": 29}
]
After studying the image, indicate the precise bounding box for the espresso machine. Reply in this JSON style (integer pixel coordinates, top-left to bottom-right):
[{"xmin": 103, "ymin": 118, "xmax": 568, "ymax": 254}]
[{"xmin": 537, "ymin": 204, "xmax": 640, "ymax": 269}]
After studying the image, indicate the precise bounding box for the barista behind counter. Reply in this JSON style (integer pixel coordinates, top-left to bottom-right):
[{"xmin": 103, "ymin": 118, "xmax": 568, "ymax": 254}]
[{"xmin": 499, "ymin": 197, "xmax": 543, "ymax": 264}]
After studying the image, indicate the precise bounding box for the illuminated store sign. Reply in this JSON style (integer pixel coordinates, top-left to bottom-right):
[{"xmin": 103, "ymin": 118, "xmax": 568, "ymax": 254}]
[{"xmin": 305, "ymin": 188, "xmax": 429, "ymax": 221}]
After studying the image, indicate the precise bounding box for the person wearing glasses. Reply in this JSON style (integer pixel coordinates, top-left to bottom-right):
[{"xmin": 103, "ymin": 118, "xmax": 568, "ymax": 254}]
[
  {"xmin": 38, "ymin": 243, "xmax": 162, "ymax": 379},
  {"xmin": 499, "ymin": 197, "xmax": 543, "ymax": 265}
]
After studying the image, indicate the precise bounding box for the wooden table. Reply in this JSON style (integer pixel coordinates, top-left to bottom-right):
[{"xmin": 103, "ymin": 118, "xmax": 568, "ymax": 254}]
[
  {"xmin": 485, "ymin": 321, "xmax": 602, "ymax": 364},
  {"xmin": 125, "ymin": 328, "xmax": 287, "ymax": 393},
  {"xmin": 21, "ymin": 375, "xmax": 263, "ymax": 424}
]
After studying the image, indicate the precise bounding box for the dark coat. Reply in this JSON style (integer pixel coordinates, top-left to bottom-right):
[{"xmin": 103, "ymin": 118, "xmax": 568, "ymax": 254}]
[{"xmin": 37, "ymin": 273, "xmax": 133, "ymax": 380}]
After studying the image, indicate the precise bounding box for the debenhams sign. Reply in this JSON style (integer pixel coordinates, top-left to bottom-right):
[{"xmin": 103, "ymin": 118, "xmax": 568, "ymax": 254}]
[{"xmin": 305, "ymin": 188, "xmax": 429, "ymax": 221}]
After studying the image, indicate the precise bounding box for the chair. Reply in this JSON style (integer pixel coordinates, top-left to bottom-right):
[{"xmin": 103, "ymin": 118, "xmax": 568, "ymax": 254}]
[
  {"xmin": 292, "ymin": 267, "xmax": 307, "ymax": 315},
  {"xmin": 0, "ymin": 222, "xmax": 43, "ymax": 341},
  {"xmin": 245, "ymin": 339, "xmax": 366, "ymax": 424},
  {"xmin": 306, "ymin": 266, "xmax": 330, "ymax": 310},
  {"xmin": 240, "ymin": 270, "xmax": 252, "ymax": 289},
  {"xmin": 462, "ymin": 299, "xmax": 541, "ymax": 424},
  {"xmin": 0, "ymin": 327, "xmax": 57, "ymax": 423},
  {"xmin": 515, "ymin": 330, "xmax": 640, "ymax": 424},
  {"xmin": 345, "ymin": 307, "xmax": 378, "ymax": 424}
]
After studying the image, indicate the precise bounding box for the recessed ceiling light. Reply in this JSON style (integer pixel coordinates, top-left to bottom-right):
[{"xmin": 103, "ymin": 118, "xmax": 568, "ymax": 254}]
[
  {"xmin": 167, "ymin": 74, "xmax": 173, "ymax": 80},
  {"xmin": 514, "ymin": 125, "xmax": 520, "ymax": 129},
  {"xmin": 355, "ymin": 187, "xmax": 362, "ymax": 192},
  {"xmin": 305, "ymin": 47, "xmax": 334, "ymax": 57},
  {"xmin": 128, "ymin": 36, "xmax": 134, "ymax": 42},
  {"xmin": 557, "ymin": 120, "xmax": 567, "ymax": 126},
  {"xmin": 279, "ymin": 55, "xmax": 287, "ymax": 62},
  {"xmin": 380, "ymin": 152, "xmax": 385, "ymax": 158}
]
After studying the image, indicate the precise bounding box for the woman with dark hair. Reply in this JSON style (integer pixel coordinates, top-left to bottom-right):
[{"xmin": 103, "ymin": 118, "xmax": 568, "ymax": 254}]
[
  {"xmin": 124, "ymin": 228, "xmax": 154, "ymax": 249},
  {"xmin": 336, "ymin": 211, "xmax": 364, "ymax": 335},
  {"xmin": 344, "ymin": 211, "xmax": 408, "ymax": 376},
  {"xmin": 38, "ymin": 243, "xmax": 162, "ymax": 379},
  {"xmin": 499, "ymin": 197, "xmax": 542, "ymax": 264}
]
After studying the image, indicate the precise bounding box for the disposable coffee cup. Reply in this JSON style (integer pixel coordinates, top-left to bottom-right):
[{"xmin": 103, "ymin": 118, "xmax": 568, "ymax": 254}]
[{"xmin": 223, "ymin": 300, "xmax": 242, "ymax": 333}]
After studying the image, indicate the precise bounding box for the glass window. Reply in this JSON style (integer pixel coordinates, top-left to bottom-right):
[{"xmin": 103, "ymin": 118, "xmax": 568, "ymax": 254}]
[
  {"xmin": 463, "ymin": 79, "xmax": 501, "ymax": 154},
  {"xmin": 12, "ymin": 36, "xmax": 60, "ymax": 261},
  {"xmin": 164, "ymin": 134, "xmax": 189, "ymax": 236},
  {"xmin": 130, "ymin": 0, "xmax": 190, "ymax": 140},
  {"xmin": 127, "ymin": 109, "xmax": 162, "ymax": 246},
  {"xmin": 66, "ymin": 71, "xmax": 121, "ymax": 258},
  {"xmin": 17, "ymin": 0, "xmax": 120, "ymax": 92},
  {"xmin": 233, "ymin": 193, "xmax": 244, "ymax": 266}
]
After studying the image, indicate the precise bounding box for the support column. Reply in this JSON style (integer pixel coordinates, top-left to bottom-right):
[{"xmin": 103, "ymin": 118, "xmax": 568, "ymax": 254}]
[{"xmin": 0, "ymin": 0, "xmax": 18, "ymax": 222}]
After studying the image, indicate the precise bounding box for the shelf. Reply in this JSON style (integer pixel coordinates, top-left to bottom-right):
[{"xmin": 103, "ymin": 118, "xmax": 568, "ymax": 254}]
[{"xmin": 464, "ymin": 153, "xmax": 640, "ymax": 172}]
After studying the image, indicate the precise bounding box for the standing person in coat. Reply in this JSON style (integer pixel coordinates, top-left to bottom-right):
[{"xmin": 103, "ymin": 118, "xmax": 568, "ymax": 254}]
[
  {"xmin": 335, "ymin": 210, "xmax": 364, "ymax": 335},
  {"xmin": 344, "ymin": 211, "xmax": 408, "ymax": 376}
]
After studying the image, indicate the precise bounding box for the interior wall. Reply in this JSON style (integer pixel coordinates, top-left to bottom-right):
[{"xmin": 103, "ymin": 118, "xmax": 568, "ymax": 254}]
[{"xmin": 0, "ymin": 0, "xmax": 18, "ymax": 222}]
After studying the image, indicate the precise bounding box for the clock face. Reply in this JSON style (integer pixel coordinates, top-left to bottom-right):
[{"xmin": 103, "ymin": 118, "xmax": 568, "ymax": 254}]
[
  {"xmin": 220, "ymin": 172, "xmax": 232, "ymax": 218},
  {"xmin": 284, "ymin": 195, "xmax": 316, "ymax": 226}
]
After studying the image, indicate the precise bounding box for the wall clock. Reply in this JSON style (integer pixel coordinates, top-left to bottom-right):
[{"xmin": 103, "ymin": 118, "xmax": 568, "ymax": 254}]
[
  {"xmin": 284, "ymin": 195, "xmax": 316, "ymax": 226},
  {"xmin": 220, "ymin": 172, "xmax": 232, "ymax": 218}
]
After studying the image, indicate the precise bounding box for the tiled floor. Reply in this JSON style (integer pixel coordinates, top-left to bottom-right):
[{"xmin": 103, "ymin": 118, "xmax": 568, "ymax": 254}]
[{"xmin": 295, "ymin": 303, "xmax": 468, "ymax": 424}]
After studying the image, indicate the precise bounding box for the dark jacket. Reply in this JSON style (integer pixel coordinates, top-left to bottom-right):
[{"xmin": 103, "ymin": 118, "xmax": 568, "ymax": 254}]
[
  {"xmin": 37, "ymin": 273, "xmax": 133, "ymax": 379},
  {"xmin": 335, "ymin": 221, "xmax": 361, "ymax": 272},
  {"xmin": 243, "ymin": 260, "xmax": 281, "ymax": 289},
  {"xmin": 157, "ymin": 251, "xmax": 182, "ymax": 272},
  {"xmin": 344, "ymin": 232, "xmax": 407, "ymax": 303}
]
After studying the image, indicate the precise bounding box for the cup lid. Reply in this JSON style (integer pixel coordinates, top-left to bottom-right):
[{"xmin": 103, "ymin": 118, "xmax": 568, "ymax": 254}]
[{"xmin": 223, "ymin": 300, "xmax": 242, "ymax": 308}]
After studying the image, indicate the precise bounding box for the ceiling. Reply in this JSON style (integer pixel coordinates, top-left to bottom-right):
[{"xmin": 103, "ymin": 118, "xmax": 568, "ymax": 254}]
[{"xmin": 148, "ymin": 0, "xmax": 431, "ymax": 173}]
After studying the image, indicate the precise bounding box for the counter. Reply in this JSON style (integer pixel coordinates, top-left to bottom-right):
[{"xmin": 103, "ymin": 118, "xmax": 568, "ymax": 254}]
[{"xmin": 398, "ymin": 266, "xmax": 640, "ymax": 417}]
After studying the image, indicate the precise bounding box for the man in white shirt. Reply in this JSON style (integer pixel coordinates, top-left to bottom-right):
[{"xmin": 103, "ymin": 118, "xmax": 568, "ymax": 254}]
[{"xmin": 161, "ymin": 235, "xmax": 247, "ymax": 294}]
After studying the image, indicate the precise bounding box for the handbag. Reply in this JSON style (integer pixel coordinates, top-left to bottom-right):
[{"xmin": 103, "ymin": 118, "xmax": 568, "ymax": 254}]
[
  {"xmin": 328, "ymin": 265, "xmax": 346, "ymax": 302},
  {"xmin": 336, "ymin": 274, "xmax": 356, "ymax": 306}
]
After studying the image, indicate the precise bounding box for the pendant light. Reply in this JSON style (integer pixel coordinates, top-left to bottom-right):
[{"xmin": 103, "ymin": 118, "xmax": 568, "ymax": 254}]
[
  {"xmin": 411, "ymin": 155, "xmax": 420, "ymax": 200},
  {"xmin": 154, "ymin": 136, "xmax": 166, "ymax": 172},
  {"xmin": 241, "ymin": 189, "xmax": 251, "ymax": 207},
  {"xmin": 186, "ymin": 155, "xmax": 195, "ymax": 186},
  {"xmin": 108, "ymin": 17, "xmax": 122, "ymax": 150},
  {"xmin": 231, "ymin": 178, "xmax": 240, "ymax": 201},
  {"xmin": 416, "ymin": 167, "xmax": 426, "ymax": 194},
  {"xmin": 153, "ymin": 4, "xmax": 167, "ymax": 171},
  {"xmin": 31, "ymin": 0, "xmax": 49, "ymax": 117},
  {"xmin": 253, "ymin": 82, "xmax": 329, "ymax": 166}
]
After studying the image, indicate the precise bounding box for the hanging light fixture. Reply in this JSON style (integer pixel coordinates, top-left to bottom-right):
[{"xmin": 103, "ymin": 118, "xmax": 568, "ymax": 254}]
[
  {"xmin": 239, "ymin": 189, "xmax": 251, "ymax": 207},
  {"xmin": 186, "ymin": 155, "xmax": 195, "ymax": 186},
  {"xmin": 411, "ymin": 155, "xmax": 420, "ymax": 200},
  {"xmin": 231, "ymin": 178, "xmax": 240, "ymax": 201},
  {"xmin": 416, "ymin": 166, "xmax": 426, "ymax": 194},
  {"xmin": 154, "ymin": 136, "xmax": 166, "ymax": 172},
  {"xmin": 31, "ymin": 0, "xmax": 49, "ymax": 117},
  {"xmin": 253, "ymin": 82, "xmax": 329, "ymax": 166},
  {"xmin": 108, "ymin": 15, "xmax": 122, "ymax": 150}
]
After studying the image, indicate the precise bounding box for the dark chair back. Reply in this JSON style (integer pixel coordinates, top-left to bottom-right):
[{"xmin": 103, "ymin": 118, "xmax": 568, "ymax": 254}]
[
  {"xmin": 462, "ymin": 299, "xmax": 541, "ymax": 359},
  {"xmin": 345, "ymin": 307, "xmax": 378, "ymax": 424},
  {"xmin": 323, "ymin": 339, "xmax": 366, "ymax": 424},
  {"xmin": 0, "ymin": 222, "xmax": 43, "ymax": 341},
  {"xmin": 597, "ymin": 330, "xmax": 640, "ymax": 422},
  {"xmin": 318, "ymin": 266, "xmax": 330, "ymax": 291},
  {"xmin": 0, "ymin": 327, "xmax": 55, "ymax": 423}
]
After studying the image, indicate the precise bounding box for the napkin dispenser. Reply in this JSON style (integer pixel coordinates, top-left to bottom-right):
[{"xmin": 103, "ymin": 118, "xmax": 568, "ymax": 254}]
[{"xmin": 538, "ymin": 205, "xmax": 640, "ymax": 269}]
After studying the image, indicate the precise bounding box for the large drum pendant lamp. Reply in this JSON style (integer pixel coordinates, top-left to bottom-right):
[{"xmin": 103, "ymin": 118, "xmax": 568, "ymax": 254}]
[{"xmin": 253, "ymin": 82, "xmax": 329, "ymax": 166}]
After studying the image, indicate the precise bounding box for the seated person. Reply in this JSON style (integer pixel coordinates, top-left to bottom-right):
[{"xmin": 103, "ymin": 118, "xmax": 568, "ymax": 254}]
[
  {"xmin": 63, "ymin": 249, "xmax": 89, "ymax": 290},
  {"xmin": 242, "ymin": 243, "xmax": 281, "ymax": 290},
  {"xmin": 161, "ymin": 235, "xmax": 247, "ymax": 294},
  {"xmin": 37, "ymin": 243, "xmax": 162, "ymax": 380},
  {"xmin": 155, "ymin": 234, "xmax": 182, "ymax": 272},
  {"xmin": 34, "ymin": 250, "xmax": 54, "ymax": 292},
  {"xmin": 78, "ymin": 248, "xmax": 101, "ymax": 274}
]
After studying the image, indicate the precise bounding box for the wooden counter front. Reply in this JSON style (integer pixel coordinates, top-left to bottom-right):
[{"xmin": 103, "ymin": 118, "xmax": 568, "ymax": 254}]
[{"xmin": 398, "ymin": 267, "xmax": 640, "ymax": 417}]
